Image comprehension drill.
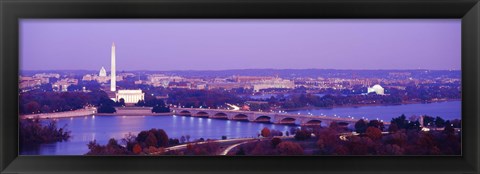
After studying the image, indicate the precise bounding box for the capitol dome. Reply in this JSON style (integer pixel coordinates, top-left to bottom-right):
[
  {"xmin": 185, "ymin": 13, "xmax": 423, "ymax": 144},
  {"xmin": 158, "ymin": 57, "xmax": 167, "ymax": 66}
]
[
  {"xmin": 99, "ymin": 66, "xmax": 107, "ymax": 77},
  {"xmin": 367, "ymin": 84, "xmax": 385, "ymax": 95}
]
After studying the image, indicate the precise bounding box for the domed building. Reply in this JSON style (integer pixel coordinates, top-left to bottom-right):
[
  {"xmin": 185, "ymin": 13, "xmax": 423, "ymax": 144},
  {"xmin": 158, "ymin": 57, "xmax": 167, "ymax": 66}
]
[
  {"xmin": 99, "ymin": 66, "xmax": 107, "ymax": 77},
  {"xmin": 367, "ymin": 84, "xmax": 385, "ymax": 95}
]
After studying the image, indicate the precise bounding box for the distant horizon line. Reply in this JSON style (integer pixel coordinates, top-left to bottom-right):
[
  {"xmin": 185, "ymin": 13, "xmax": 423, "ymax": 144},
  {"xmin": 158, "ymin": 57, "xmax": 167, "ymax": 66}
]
[{"xmin": 20, "ymin": 68, "xmax": 461, "ymax": 72}]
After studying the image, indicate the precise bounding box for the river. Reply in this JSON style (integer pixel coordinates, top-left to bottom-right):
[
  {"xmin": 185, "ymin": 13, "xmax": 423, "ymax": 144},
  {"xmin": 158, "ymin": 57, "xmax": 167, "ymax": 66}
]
[
  {"xmin": 20, "ymin": 101, "xmax": 460, "ymax": 155},
  {"xmin": 286, "ymin": 101, "xmax": 461, "ymax": 122}
]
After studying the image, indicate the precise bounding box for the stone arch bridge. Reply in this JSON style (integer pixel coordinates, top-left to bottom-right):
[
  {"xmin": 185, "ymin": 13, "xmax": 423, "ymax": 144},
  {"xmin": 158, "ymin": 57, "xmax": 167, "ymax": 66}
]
[{"xmin": 171, "ymin": 108, "xmax": 390, "ymax": 127}]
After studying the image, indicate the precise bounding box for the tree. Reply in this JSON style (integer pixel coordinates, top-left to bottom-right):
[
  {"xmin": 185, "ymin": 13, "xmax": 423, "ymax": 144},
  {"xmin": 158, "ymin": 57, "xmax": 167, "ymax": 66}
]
[
  {"xmin": 443, "ymin": 120, "xmax": 455, "ymax": 135},
  {"xmin": 25, "ymin": 101, "xmax": 40, "ymax": 114},
  {"xmin": 388, "ymin": 123, "xmax": 399, "ymax": 133},
  {"xmin": 261, "ymin": 127, "xmax": 271, "ymax": 137},
  {"xmin": 294, "ymin": 130, "xmax": 310, "ymax": 140},
  {"xmin": 367, "ymin": 120, "xmax": 385, "ymax": 131},
  {"xmin": 152, "ymin": 105, "xmax": 170, "ymax": 113},
  {"xmin": 136, "ymin": 131, "xmax": 149, "ymax": 143},
  {"xmin": 329, "ymin": 121, "xmax": 339, "ymax": 130},
  {"xmin": 354, "ymin": 119, "xmax": 368, "ymax": 133},
  {"xmin": 316, "ymin": 128, "xmax": 341, "ymax": 154},
  {"xmin": 276, "ymin": 142, "xmax": 304, "ymax": 155},
  {"xmin": 423, "ymin": 116, "xmax": 435, "ymax": 127},
  {"xmin": 85, "ymin": 138, "xmax": 130, "ymax": 155},
  {"xmin": 365, "ymin": 127, "xmax": 383, "ymax": 141},
  {"xmin": 450, "ymin": 119, "xmax": 461, "ymax": 128},
  {"xmin": 406, "ymin": 120, "xmax": 421, "ymax": 131},
  {"xmin": 19, "ymin": 118, "xmax": 71, "ymax": 148},
  {"xmin": 145, "ymin": 132, "xmax": 158, "ymax": 147},
  {"xmin": 121, "ymin": 132, "xmax": 137, "ymax": 151},
  {"xmin": 115, "ymin": 98, "xmax": 125, "ymax": 107},
  {"xmin": 149, "ymin": 129, "xmax": 169, "ymax": 147},
  {"xmin": 391, "ymin": 114, "xmax": 408, "ymax": 129},
  {"xmin": 435, "ymin": 116, "xmax": 446, "ymax": 128},
  {"xmin": 97, "ymin": 98, "xmax": 116, "ymax": 113},
  {"xmin": 271, "ymin": 137, "xmax": 282, "ymax": 148},
  {"xmin": 180, "ymin": 136, "xmax": 186, "ymax": 143}
]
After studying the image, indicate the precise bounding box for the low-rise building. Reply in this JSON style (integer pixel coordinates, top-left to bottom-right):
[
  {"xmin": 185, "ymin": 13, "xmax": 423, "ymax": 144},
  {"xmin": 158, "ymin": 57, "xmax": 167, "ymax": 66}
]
[{"xmin": 116, "ymin": 89, "xmax": 145, "ymax": 104}]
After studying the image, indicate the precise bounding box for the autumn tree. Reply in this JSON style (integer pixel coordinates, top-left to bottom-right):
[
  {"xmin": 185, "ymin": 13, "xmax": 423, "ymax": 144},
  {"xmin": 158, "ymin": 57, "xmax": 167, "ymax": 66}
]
[
  {"xmin": 261, "ymin": 127, "xmax": 271, "ymax": 137},
  {"xmin": 271, "ymin": 138, "xmax": 282, "ymax": 148},
  {"xmin": 365, "ymin": 127, "xmax": 383, "ymax": 141},
  {"xmin": 149, "ymin": 128, "xmax": 169, "ymax": 147},
  {"xmin": 145, "ymin": 132, "xmax": 158, "ymax": 147},
  {"xmin": 276, "ymin": 142, "xmax": 304, "ymax": 155}
]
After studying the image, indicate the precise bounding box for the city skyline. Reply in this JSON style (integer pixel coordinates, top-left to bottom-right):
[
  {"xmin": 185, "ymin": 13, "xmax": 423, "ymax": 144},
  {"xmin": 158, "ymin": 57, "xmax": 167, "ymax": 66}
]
[{"xmin": 21, "ymin": 19, "xmax": 461, "ymax": 71}]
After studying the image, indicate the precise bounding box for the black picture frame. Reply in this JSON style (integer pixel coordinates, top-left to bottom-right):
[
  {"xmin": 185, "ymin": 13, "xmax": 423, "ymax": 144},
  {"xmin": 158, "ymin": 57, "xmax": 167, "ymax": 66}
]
[{"xmin": 1, "ymin": 0, "xmax": 479, "ymax": 173}]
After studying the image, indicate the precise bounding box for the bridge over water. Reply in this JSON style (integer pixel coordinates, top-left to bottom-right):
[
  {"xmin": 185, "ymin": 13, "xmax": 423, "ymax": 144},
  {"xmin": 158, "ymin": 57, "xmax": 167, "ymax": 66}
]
[{"xmin": 171, "ymin": 108, "xmax": 390, "ymax": 127}]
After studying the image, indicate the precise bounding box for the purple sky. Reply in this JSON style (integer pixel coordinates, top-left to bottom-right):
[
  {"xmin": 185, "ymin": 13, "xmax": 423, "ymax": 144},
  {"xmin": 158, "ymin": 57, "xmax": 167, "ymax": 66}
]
[{"xmin": 20, "ymin": 19, "xmax": 461, "ymax": 71}]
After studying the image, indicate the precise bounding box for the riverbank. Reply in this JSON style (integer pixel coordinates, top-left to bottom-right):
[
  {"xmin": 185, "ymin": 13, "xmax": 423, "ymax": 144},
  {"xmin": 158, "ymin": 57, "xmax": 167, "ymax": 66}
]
[
  {"xmin": 20, "ymin": 108, "xmax": 96, "ymax": 119},
  {"xmin": 20, "ymin": 107, "xmax": 174, "ymax": 119},
  {"xmin": 95, "ymin": 112, "xmax": 172, "ymax": 116}
]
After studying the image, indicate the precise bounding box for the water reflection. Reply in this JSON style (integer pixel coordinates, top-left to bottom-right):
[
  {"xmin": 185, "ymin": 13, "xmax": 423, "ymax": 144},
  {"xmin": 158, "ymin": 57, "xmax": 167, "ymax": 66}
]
[
  {"xmin": 21, "ymin": 115, "xmax": 294, "ymax": 155},
  {"xmin": 20, "ymin": 101, "xmax": 460, "ymax": 155}
]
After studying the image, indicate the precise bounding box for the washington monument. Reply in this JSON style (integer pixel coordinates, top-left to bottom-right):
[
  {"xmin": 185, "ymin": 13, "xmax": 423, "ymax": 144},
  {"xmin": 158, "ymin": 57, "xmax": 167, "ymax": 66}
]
[{"xmin": 110, "ymin": 42, "xmax": 116, "ymax": 92}]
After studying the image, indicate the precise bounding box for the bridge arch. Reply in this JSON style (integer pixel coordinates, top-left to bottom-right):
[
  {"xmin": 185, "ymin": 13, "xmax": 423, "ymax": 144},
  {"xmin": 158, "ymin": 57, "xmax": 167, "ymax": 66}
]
[
  {"xmin": 194, "ymin": 111, "xmax": 209, "ymax": 117},
  {"xmin": 232, "ymin": 114, "xmax": 249, "ymax": 121},
  {"xmin": 212, "ymin": 112, "xmax": 228, "ymax": 119},
  {"xmin": 178, "ymin": 110, "xmax": 192, "ymax": 116},
  {"xmin": 279, "ymin": 117, "xmax": 296, "ymax": 125},
  {"xmin": 255, "ymin": 115, "xmax": 271, "ymax": 123},
  {"xmin": 304, "ymin": 119, "xmax": 322, "ymax": 126}
]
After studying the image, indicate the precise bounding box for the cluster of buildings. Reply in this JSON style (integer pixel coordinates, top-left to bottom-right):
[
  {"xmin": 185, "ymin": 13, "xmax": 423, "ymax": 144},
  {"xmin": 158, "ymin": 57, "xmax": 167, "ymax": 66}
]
[
  {"xmin": 20, "ymin": 42, "xmax": 460, "ymax": 105},
  {"xmin": 131, "ymin": 74, "xmax": 295, "ymax": 92},
  {"xmin": 19, "ymin": 73, "xmax": 59, "ymax": 89},
  {"xmin": 19, "ymin": 73, "xmax": 80, "ymax": 92}
]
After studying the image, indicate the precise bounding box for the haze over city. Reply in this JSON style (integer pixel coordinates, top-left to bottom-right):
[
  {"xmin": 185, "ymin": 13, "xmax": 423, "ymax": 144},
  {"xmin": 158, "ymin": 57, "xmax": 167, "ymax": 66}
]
[{"xmin": 20, "ymin": 19, "xmax": 460, "ymax": 71}]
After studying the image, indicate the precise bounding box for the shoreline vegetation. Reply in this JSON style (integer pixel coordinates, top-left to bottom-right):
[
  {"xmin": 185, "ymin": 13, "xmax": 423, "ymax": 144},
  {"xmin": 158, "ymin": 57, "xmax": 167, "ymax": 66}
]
[
  {"xmin": 19, "ymin": 117, "xmax": 71, "ymax": 150},
  {"xmin": 83, "ymin": 114, "xmax": 461, "ymax": 156}
]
